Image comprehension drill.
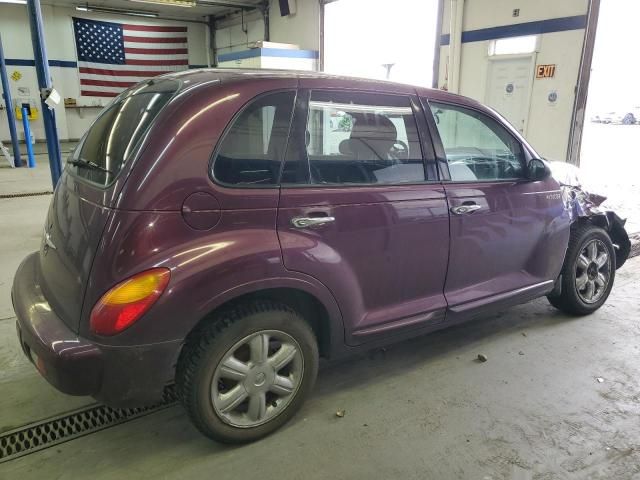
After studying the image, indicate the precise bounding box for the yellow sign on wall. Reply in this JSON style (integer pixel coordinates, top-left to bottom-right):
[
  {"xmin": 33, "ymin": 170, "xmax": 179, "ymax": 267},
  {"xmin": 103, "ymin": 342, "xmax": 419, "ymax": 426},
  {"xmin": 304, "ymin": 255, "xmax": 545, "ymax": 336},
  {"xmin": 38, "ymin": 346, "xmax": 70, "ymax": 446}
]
[
  {"xmin": 536, "ymin": 64, "xmax": 556, "ymax": 79},
  {"xmin": 10, "ymin": 70, "xmax": 22, "ymax": 82},
  {"xmin": 15, "ymin": 106, "xmax": 39, "ymax": 121}
]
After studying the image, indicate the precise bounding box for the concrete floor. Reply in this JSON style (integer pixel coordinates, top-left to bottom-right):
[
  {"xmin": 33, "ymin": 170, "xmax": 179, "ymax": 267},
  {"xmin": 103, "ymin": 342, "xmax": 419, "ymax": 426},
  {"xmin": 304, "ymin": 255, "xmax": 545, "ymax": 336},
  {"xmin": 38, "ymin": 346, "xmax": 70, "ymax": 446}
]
[
  {"xmin": 0, "ymin": 195, "xmax": 96, "ymax": 428},
  {"xmin": 0, "ymin": 142, "xmax": 76, "ymax": 196},
  {"xmin": 0, "ymin": 191, "xmax": 639, "ymax": 479}
]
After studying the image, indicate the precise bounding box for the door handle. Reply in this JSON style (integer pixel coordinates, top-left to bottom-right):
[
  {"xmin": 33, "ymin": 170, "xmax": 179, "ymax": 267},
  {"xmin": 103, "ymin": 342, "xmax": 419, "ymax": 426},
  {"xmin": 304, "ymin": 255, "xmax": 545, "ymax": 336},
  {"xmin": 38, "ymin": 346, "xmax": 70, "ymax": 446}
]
[
  {"xmin": 450, "ymin": 204, "xmax": 482, "ymax": 215},
  {"xmin": 291, "ymin": 216, "xmax": 335, "ymax": 229}
]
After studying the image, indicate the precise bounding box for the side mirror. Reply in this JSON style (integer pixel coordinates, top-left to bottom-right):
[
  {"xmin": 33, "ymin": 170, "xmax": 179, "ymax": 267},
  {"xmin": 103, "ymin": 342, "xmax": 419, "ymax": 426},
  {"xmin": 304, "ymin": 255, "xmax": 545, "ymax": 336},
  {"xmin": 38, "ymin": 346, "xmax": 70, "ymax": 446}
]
[{"xmin": 526, "ymin": 158, "xmax": 551, "ymax": 181}]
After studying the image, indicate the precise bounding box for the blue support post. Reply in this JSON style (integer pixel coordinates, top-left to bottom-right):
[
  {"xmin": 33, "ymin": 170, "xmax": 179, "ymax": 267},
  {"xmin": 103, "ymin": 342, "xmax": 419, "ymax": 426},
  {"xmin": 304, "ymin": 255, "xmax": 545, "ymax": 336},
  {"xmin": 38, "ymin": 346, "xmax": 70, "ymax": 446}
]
[
  {"xmin": 0, "ymin": 34, "xmax": 22, "ymax": 167},
  {"xmin": 26, "ymin": 0, "xmax": 62, "ymax": 187},
  {"xmin": 21, "ymin": 106, "xmax": 36, "ymax": 168}
]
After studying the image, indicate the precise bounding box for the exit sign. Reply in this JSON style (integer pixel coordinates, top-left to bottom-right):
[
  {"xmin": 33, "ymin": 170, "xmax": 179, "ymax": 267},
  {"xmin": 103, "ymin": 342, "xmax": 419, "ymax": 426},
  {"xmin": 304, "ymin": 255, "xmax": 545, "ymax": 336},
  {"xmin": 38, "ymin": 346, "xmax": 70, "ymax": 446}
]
[{"xmin": 536, "ymin": 64, "xmax": 556, "ymax": 78}]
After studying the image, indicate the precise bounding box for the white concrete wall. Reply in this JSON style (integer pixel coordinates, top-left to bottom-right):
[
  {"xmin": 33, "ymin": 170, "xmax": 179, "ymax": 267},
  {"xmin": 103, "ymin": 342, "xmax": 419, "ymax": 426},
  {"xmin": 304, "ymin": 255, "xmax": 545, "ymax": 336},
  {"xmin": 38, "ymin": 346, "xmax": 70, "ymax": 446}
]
[
  {"xmin": 269, "ymin": 0, "xmax": 320, "ymax": 51},
  {"xmin": 215, "ymin": 0, "xmax": 320, "ymax": 61},
  {"xmin": 0, "ymin": 3, "xmax": 208, "ymax": 142},
  {"xmin": 215, "ymin": 10, "xmax": 265, "ymax": 57},
  {"xmin": 218, "ymin": 54, "xmax": 316, "ymax": 70},
  {"xmin": 438, "ymin": 0, "xmax": 589, "ymax": 161}
]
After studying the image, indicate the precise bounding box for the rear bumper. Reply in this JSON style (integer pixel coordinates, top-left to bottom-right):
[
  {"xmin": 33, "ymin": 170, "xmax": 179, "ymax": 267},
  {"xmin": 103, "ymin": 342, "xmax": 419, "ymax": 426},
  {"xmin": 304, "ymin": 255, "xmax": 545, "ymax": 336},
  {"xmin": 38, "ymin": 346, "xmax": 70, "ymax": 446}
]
[{"xmin": 12, "ymin": 252, "xmax": 181, "ymax": 407}]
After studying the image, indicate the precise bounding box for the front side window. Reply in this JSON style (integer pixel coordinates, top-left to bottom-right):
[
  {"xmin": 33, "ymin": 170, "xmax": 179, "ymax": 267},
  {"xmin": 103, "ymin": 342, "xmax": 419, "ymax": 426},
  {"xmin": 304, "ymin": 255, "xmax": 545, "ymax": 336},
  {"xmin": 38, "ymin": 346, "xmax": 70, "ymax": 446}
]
[
  {"xmin": 305, "ymin": 91, "xmax": 425, "ymax": 185},
  {"xmin": 430, "ymin": 102, "xmax": 525, "ymax": 182},
  {"xmin": 213, "ymin": 91, "xmax": 295, "ymax": 186}
]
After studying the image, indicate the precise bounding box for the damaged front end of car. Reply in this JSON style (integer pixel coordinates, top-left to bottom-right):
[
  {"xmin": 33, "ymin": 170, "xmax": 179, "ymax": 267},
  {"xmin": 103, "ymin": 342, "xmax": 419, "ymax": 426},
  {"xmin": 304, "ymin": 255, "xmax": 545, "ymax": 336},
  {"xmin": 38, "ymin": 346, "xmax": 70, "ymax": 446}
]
[{"xmin": 550, "ymin": 161, "xmax": 631, "ymax": 269}]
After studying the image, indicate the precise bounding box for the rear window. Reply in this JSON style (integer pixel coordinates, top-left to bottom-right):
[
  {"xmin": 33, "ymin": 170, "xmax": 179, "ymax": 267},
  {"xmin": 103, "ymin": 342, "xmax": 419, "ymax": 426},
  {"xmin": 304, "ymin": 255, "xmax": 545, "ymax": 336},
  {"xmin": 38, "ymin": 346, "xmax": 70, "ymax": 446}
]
[{"xmin": 67, "ymin": 80, "xmax": 178, "ymax": 187}]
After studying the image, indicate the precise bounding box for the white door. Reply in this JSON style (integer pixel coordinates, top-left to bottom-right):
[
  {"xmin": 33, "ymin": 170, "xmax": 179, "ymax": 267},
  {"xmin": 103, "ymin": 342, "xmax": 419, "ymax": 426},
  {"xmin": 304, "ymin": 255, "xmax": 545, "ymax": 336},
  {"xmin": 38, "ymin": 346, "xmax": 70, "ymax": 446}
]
[{"xmin": 485, "ymin": 56, "xmax": 534, "ymax": 134}]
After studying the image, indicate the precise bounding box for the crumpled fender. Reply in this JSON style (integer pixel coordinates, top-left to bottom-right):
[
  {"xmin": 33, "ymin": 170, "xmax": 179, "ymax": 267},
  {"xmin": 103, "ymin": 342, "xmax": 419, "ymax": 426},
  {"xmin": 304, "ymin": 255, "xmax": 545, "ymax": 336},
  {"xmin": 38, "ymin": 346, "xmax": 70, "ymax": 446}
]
[
  {"xmin": 550, "ymin": 161, "xmax": 631, "ymax": 269},
  {"xmin": 585, "ymin": 210, "xmax": 631, "ymax": 269}
]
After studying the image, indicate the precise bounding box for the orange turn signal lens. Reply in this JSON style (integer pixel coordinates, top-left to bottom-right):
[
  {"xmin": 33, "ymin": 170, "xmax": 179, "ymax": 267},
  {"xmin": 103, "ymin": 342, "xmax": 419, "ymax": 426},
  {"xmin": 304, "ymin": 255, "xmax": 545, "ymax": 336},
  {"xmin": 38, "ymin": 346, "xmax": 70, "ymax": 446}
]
[{"xmin": 90, "ymin": 268, "xmax": 170, "ymax": 336}]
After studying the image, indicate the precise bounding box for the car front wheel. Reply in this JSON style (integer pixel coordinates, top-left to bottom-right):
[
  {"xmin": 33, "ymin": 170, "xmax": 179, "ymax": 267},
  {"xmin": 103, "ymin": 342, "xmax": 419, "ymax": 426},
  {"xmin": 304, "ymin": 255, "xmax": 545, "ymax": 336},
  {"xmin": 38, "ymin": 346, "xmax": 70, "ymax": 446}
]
[
  {"xmin": 548, "ymin": 224, "xmax": 616, "ymax": 315},
  {"xmin": 177, "ymin": 301, "xmax": 319, "ymax": 443}
]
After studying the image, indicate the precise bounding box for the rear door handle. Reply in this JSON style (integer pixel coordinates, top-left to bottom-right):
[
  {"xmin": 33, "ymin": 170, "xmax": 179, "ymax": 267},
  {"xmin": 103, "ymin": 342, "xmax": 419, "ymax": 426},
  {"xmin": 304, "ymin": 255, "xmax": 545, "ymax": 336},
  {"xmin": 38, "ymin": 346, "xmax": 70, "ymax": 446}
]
[
  {"xmin": 291, "ymin": 216, "xmax": 335, "ymax": 229},
  {"xmin": 450, "ymin": 204, "xmax": 482, "ymax": 215}
]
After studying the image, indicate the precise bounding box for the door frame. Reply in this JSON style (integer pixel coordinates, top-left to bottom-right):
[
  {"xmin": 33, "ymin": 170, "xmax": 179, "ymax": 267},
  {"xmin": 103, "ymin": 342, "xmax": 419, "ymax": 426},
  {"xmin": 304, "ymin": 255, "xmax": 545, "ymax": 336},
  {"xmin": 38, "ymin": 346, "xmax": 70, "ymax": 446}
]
[
  {"xmin": 484, "ymin": 53, "xmax": 537, "ymax": 136},
  {"xmin": 419, "ymin": 96, "xmax": 537, "ymax": 184},
  {"xmin": 567, "ymin": 0, "xmax": 601, "ymax": 166}
]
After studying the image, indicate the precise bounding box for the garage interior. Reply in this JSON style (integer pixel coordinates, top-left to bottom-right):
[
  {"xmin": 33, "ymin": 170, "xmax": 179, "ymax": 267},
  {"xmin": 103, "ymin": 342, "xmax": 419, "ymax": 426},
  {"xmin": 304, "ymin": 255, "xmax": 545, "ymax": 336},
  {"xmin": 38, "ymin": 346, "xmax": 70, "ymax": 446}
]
[{"xmin": 1, "ymin": 0, "xmax": 639, "ymax": 478}]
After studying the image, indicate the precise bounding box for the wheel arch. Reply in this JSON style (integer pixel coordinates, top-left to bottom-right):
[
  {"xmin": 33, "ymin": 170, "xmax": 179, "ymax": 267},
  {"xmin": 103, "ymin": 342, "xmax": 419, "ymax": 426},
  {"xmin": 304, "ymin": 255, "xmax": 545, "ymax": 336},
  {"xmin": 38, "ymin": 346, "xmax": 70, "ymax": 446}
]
[
  {"xmin": 572, "ymin": 213, "xmax": 631, "ymax": 269},
  {"xmin": 184, "ymin": 279, "xmax": 344, "ymax": 360}
]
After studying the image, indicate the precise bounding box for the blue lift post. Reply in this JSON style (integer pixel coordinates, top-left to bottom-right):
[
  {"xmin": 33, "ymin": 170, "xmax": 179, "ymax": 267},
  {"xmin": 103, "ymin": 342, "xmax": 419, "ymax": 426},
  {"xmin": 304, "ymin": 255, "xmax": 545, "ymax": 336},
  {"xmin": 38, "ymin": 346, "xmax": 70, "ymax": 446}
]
[
  {"xmin": 27, "ymin": 0, "xmax": 62, "ymax": 187},
  {"xmin": 21, "ymin": 105, "xmax": 36, "ymax": 168},
  {"xmin": 0, "ymin": 34, "xmax": 23, "ymax": 167}
]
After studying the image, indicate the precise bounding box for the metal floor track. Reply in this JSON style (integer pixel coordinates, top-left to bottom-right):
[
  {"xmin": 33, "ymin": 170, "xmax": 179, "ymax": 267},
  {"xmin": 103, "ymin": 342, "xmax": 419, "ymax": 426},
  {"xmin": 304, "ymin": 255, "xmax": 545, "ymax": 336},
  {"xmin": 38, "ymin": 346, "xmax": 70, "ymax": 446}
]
[
  {"xmin": 0, "ymin": 191, "xmax": 52, "ymax": 199},
  {"xmin": 0, "ymin": 386, "xmax": 177, "ymax": 463}
]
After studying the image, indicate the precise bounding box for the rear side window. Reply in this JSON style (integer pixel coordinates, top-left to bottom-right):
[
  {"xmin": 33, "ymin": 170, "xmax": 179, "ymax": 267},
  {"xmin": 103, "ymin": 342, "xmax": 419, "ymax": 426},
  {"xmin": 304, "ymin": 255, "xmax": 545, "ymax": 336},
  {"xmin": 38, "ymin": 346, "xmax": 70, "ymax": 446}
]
[
  {"xmin": 305, "ymin": 91, "xmax": 425, "ymax": 185},
  {"xmin": 213, "ymin": 91, "xmax": 295, "ymax": 186},
  {"xmin": 68, "ymin": 80, "xmax": 178, "ymax": 187},
  {"xmin": 429, "ymin": 102, "xmax": 525, "ymax": 181}
]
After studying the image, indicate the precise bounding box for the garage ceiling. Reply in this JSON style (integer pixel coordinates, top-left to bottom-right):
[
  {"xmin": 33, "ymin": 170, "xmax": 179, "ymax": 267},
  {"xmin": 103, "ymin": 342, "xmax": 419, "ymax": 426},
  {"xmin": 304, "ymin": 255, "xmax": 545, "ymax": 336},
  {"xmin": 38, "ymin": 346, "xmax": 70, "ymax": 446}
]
[{"xmin": 43, "ymin": 0, "xmax": 264, "ymax": 20}]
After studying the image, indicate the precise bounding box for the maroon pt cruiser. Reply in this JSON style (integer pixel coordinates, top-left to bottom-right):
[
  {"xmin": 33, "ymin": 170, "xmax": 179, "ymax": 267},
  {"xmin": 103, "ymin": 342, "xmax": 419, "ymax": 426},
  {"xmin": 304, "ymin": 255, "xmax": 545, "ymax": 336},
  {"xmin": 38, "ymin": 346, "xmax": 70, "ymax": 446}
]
[{"xmin": 12, "ymin": 70, "xmax": 631, "ymax": 443}]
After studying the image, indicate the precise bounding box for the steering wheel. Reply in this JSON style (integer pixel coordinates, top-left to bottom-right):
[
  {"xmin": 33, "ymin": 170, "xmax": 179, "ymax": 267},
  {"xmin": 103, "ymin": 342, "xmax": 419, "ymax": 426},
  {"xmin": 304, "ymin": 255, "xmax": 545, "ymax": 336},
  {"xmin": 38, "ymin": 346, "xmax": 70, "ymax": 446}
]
[
  {"xmin": 389, "ymin": 140, "xmax": 409, "ymax": 160},
  {"xmin": 467, "ymin": 156, "xmax": 498, "ymax": 179},
  {"xmin": 498, "ymin": 157, "xmax": 520, "ymax": 178},
  {"xmin": 352, "ymin": 162, "xmax": 376, "ymax": 183}
]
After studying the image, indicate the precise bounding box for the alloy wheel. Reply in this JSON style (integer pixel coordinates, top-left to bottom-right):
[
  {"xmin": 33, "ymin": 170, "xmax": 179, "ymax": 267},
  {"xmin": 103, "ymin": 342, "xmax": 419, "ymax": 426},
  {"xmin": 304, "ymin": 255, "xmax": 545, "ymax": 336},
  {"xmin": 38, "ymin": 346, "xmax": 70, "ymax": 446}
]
[
  {"xmin": 575, "ymin": 239, "xmax": 611, "ymax": 304},
  {"xmin": 211, "ymin": 330, "xmax": 304, "ymax": 428}
]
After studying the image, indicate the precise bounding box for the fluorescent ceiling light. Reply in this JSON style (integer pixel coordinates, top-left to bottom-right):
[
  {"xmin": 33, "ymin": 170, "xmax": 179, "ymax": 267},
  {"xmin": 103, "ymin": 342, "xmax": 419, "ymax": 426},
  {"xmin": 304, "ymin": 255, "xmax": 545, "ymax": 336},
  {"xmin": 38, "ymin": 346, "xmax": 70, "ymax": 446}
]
[
  {"xmin": 75, "ymin": 4, "xmax": 159, "ymax": 17},
  {"xmin": 129, "ymin": 0, "xmax": 196, "ymax": 7},
  {"xmin": 0, "ymin": 0, "xmax": 28, "ymax": 4}
]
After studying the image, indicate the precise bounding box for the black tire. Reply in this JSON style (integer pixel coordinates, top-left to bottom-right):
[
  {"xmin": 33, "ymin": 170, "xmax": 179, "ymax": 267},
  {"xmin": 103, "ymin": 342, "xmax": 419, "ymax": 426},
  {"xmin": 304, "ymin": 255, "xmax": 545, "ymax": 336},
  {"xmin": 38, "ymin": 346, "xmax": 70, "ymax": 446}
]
[
  {"xmin": 176, "ymin": 301, "xmax": 319, "ymax": 443},
  {"xmin": 547, "ymin": 224, "xmax": 616, "ymax": 315}
]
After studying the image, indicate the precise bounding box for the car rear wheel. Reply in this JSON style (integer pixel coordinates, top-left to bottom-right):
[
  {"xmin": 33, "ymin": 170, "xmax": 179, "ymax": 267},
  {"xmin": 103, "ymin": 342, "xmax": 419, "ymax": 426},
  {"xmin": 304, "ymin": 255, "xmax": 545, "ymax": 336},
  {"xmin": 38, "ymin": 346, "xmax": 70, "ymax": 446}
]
[
  {"xmin": 177, "ymin": 301, "xmax": 319, "ymax": 443},
  {"xmin": 547, "ymin": 224, "xmax": 616, "ymax": 315}
]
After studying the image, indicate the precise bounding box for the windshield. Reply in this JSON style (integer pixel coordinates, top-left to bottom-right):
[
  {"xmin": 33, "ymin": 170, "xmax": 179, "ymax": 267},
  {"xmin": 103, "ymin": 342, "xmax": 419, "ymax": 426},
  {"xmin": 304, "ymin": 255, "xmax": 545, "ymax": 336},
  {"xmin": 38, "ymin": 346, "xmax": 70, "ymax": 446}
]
[{"xmin": 67, "ymin": 80, "xmax": 179, "ymax": 187}]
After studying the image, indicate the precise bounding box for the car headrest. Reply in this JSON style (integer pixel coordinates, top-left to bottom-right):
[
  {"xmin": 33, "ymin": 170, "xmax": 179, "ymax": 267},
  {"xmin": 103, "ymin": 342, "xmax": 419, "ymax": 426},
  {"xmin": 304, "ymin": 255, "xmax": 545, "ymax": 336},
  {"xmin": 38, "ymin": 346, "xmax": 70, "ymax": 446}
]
[
  {"xmin": 346, "ymin": 114, "xmax": 398, "ymax": 160},
  {"xmin": 350, "ymin": 113, "xmax": 397, "ymax": 142},
  {"xmin": 339, "ymin": 138, "xmax": 355, "ymax": 155}
]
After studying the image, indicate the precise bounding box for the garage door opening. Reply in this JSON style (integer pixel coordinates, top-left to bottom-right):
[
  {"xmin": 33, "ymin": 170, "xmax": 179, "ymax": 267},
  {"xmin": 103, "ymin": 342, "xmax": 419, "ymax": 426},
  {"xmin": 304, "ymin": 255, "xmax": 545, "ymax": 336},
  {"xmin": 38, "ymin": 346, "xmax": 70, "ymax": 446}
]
[
  {"xmin": 323, "ymin": 0, "xmax": 439, "ymax": 87},
  {"xmin": 580, "ymin": 0, "xmax": 640, "ymax": 234}
]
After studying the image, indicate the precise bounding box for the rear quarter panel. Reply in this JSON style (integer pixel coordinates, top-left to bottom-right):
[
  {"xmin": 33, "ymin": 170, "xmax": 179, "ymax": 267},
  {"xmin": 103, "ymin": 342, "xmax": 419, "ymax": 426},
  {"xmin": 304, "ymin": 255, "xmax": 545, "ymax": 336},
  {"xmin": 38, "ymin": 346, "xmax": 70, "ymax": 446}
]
[{"xmin": 82, "ymin": 207, "xmax": 342, "ymax": 346}]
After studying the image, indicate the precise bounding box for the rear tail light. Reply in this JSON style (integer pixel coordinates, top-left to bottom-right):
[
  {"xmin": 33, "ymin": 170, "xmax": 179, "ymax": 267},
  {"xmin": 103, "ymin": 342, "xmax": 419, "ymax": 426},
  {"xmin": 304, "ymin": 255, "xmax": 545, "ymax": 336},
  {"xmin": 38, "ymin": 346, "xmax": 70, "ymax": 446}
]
[{"xmin": 90, "ymin": 268, "xmax": 170, "ymax": 336}]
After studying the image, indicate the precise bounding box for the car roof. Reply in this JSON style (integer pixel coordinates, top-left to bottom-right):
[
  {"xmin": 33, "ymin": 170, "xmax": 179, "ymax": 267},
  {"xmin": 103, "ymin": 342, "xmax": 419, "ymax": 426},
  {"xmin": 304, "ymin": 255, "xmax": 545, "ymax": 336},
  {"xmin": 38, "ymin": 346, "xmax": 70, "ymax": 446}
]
[{"xmin": 159, "ymin": 68, "xmax": 483, "ymax": 109}]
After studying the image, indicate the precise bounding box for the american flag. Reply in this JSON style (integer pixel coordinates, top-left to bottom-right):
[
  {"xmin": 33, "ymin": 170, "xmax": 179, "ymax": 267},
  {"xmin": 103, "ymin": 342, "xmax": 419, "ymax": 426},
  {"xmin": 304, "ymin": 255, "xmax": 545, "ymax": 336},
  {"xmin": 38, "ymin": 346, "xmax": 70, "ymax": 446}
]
[{"xmin": 72, "ymin": 17, "xmax": 189, "ymax": 97}]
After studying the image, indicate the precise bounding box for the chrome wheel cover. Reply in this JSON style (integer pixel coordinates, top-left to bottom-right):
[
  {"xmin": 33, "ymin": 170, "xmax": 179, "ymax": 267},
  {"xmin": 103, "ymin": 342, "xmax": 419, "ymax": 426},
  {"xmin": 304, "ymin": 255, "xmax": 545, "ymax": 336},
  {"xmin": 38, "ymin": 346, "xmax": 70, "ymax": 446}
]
[
  {"xmin": 575, "ymin": 239, "xmax": 611, "ymax": 304},
  {"xmin": 211, "ymin": 330, "xmax": 304, "ymax": 428}
]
